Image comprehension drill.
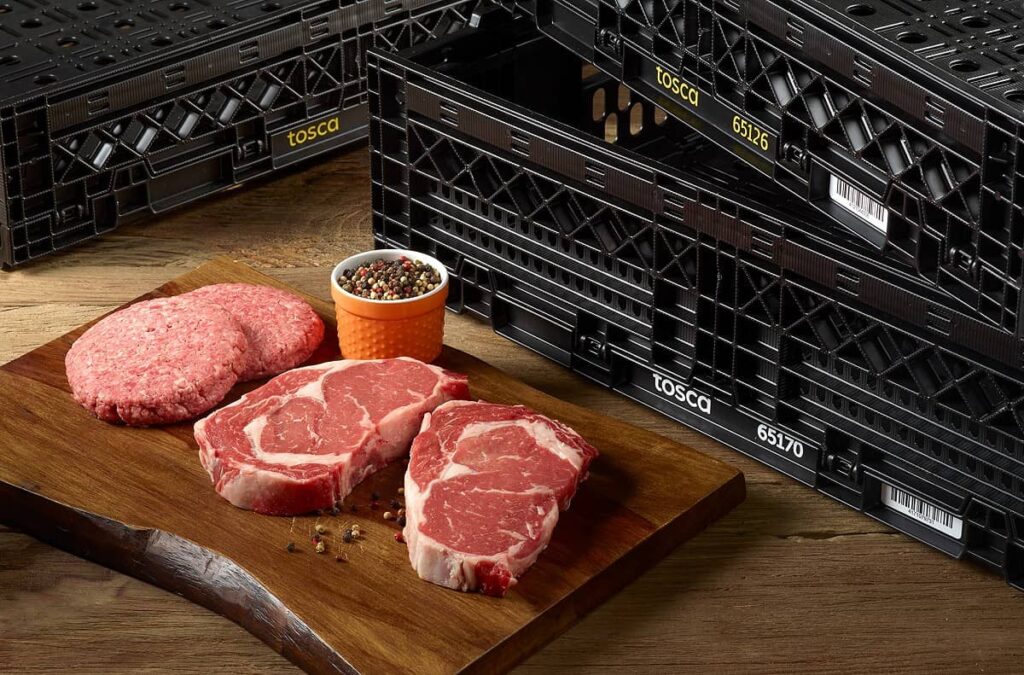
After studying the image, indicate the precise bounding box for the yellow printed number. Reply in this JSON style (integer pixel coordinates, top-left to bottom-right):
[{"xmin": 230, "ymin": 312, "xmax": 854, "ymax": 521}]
[{"xmin": 732, "ymin": 115, "xmax": 770, "ymax": 152}]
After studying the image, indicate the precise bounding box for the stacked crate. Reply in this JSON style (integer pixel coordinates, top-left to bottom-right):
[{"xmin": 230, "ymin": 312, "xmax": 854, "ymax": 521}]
[
  {"xmin": 367, "ymin": 3, "xmax": 1024, "ymax": 588},
  {"xmin": 0, "ymin": 0, "xmax": 485, "ymax": 266}
]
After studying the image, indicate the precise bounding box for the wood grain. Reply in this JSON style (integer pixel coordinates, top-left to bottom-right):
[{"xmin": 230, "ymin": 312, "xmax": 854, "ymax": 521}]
[
  {"xmin": 3, "ymin": 150, "xmax": 1024, "ymax": 674},
  {"xmin": 0, "ymin": 257, "xmax": 744, "ymax": 674}
]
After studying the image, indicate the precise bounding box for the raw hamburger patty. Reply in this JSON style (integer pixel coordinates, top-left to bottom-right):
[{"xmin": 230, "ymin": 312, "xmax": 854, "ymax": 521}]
[
  {"xmin": 404, "ymin": 401, "xmax": 599, "ymax": 596},
  {"xmin": 65, "ymin": 296, "xmax": 248, "ymax": 426},
  {"xmin": 195, "ymin": 358, "xmax": 470, "ymax": 516},
  {"xmin": 184, "ymin": 283, "xmax": 324, "ymax": 381}
]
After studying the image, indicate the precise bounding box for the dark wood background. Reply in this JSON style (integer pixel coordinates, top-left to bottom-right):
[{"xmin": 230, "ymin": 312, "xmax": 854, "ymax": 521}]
[{"xmin": 2, "ymin": 149, "xmax": 1023, "ymax": 673}]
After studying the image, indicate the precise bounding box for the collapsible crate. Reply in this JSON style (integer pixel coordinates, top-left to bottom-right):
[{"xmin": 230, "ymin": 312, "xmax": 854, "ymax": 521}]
[
  {"xmin": 509, "ymin": 0, "xmax": 1024, "ymax": 342},
  {"xmin": 0, "ymin": 0, "xmax": 483, "ymax": 266},
  {"xmin": 368, "ymin": 13, "xmax": 1024, "ymax": 587}
]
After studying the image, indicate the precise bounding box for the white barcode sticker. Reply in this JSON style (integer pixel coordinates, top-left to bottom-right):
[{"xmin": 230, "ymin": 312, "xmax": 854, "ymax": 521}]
[
  {"xmin": 881, "ymin": 484, "xmax": 963, "ymax": 539},
  {"xmin": 829, "ymin": 175, "xmax": 889, "ymax": 234}
]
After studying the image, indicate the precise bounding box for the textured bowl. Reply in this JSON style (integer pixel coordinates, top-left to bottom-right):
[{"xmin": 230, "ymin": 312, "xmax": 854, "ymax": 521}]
[{"xmin": 330, "ymin": 249, "xmax": 449, "ymax": 362}]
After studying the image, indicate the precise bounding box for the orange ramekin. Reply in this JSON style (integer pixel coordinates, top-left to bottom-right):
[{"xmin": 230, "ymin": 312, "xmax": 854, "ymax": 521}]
[{"xmin": 330, "ymin": 249, "xmax": 449, "ymax": 362}]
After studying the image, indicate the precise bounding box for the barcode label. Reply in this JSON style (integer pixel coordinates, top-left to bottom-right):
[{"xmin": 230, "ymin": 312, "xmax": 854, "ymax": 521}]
[
  {"xmin": 829, "ymin": 175, "xmax": 889, "ymax": 234},
  {"xmin": 881, "ymin": 484, "xmax": 963, "ymax": 539}
]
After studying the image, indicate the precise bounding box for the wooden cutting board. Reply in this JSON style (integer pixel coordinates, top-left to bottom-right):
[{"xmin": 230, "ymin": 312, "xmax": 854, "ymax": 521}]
[{"xmin": 0, "ymin": 257, "xmax": 745, "ymax": 674}]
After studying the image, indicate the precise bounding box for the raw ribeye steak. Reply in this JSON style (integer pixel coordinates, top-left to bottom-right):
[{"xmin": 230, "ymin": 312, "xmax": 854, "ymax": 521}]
[
  {"xmin": 196, "ymin": 358, "xmax": 469, "ymax": 515},
  {"xmin": 404, "ymin": 401, "xmax": 599, "ymax": 596}
]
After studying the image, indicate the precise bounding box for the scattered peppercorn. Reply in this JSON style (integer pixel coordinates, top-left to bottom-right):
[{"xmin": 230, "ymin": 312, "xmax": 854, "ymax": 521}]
[
  {"xmin": 312, "ymin": 534, "xmax": 321, "ymax": 544},
  {"xmin": 330, "ymin": 505, "xmax": 341, "ymax": 516},
  {"xmin": 315, "ymin": 540, "xmax": 326, "ymax": 554},
  {"xmin": 315, "ymin": 524, "xmax": 327, "ymax": 535},
  {"xmin": 383, "ymin": 511, "xmax": 395, "ymax": 521},
  {"xmin": 397, "ymin": 487, "xmax": 405, "ymax": 495},
  {"xmin": 342, "ymin": 530, "xmax": 354, "ymax": 543},
  {"xmin": 394, "ymin": 532, "xmax": 405, "ymax": 544},
  {"xmin": 397, "ymin": 508, "xmax": 405, "ymax": 517},
  {"xmin": 337, "ymin": 257, "xmax": 443, "ymax": 301},
  {"xmin": 390, "ymin": 499, "xmax": 401, "ymax": 509},
  {"xmin": 286, "ymin": 541, "xmax": 296, "ymax": 553},
  {"xmin": 397, "ymin": 515, "xmax": 406, "ymax": 527}
]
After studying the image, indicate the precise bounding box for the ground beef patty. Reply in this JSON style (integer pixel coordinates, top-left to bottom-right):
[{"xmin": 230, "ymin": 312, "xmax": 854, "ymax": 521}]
[
  {"xmin": 65, "ymin": 296, "xmax": 248, "ymax": 426},
  {"xmin": 184, "ymin": 283, "xmax": 324, "ymax": 381}
]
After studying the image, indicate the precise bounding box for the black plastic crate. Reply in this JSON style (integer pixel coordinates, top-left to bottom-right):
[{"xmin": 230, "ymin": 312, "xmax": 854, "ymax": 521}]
[
  {"xmin": 0, "ymin": 0, "xmax": 484, "ymax": 266},
  {"xmin": 368, "ymin": 13, "xmax": 1024, "ymax": 587},
  {"xmin": 508, "ymin": 0, "xmax": 1024, "ymax": 343}
]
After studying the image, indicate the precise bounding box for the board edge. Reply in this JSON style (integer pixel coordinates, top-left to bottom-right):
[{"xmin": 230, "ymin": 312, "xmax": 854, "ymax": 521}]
[{"xmin": 0, "ymin": 481, "xmax": 356, "ymax": 675}]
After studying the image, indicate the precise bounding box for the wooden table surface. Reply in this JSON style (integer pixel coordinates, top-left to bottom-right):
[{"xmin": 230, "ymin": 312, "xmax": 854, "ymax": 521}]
[{"xmin": 1, "ymin": 149, "xmax": 1022, "ymax": 674}]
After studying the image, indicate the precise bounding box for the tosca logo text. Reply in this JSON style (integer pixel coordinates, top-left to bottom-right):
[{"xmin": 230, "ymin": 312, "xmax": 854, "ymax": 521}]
[
  {"xmin": 286, "ymin": 116, "xmax": 341, "ymax": 148},
  {"xmin": 654, "ymin": 65, "xmax": 700, "ymax": 108},
  {"xmin": 652, "ymin": 372, "xmax": 711, "ymax": 414}
]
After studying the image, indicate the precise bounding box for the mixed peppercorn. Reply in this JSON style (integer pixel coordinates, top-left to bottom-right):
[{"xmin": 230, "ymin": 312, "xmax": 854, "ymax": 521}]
[
  {"xmin": 337, "ymin": 256, "xmax": 442, "ymax": 301},
  {"xmin": 282, "ymin": 486, "xmax": 408, "ymax": 559}
]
